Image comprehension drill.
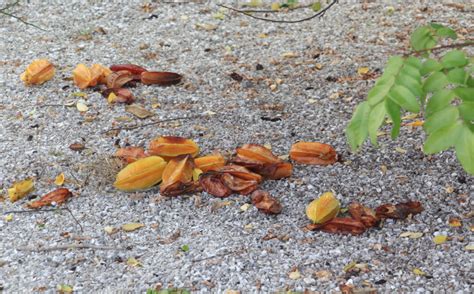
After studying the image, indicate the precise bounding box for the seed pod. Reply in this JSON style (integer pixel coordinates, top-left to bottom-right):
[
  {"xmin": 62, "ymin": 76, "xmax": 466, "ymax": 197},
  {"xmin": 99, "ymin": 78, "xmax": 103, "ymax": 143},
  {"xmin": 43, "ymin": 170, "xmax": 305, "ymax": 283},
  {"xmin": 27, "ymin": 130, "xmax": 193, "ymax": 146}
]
[
  {"xmin": 27, "ymin": 188, "xmax": 72, "ymax": 209},
  {"xmin": 306, "ymin": 191, "xmax": 340, "ymax": 224},
  {"xmin": 106, "ymin": 70, "xmax": 134, "ymax": 89},
  {"xmin": 110, "ymin": 64, "xmax": 147, "ymax": 75},
  {"xmin": 194, "ymin": 154, "xmax": 226, "ymax": 172},
  {"xmin": 148, "ymin": 136, "xmax": 199, "ymax": 160},
  {"xmin": 141, "ymin": 71, "xmax": 182, "ymax": 85},
  {"xmin": 114, "ymin": 156, "xmax": 166, "ymax": 192},
  {"xmin": 160, "ymin": 155, "xmax": 195, "ymax": 196},
  {"xmin": 290, "ymin": 142, "xmax": 337, "ymax": 165},
  {"xmin": 20, "ymin": 59, "xmax": 55, "ymax": 85}
]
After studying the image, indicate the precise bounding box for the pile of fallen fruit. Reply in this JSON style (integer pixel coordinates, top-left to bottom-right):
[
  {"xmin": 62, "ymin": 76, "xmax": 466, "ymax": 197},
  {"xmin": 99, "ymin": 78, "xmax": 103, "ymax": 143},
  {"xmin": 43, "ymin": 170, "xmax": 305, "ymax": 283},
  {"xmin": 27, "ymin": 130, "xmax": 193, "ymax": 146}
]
[{"xmin": 9, "ymin": 59, "xmax": 424, "ymax": 236}]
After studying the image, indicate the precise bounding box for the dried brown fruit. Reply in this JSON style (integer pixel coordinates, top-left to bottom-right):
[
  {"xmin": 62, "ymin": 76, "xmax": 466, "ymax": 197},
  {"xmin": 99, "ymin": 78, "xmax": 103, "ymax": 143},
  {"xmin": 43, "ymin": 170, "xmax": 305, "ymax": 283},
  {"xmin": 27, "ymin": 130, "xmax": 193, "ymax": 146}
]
[
  {"xmin": 375, "ymin": 201, "xmax": 423, "ymax": 219},
  {"xmin": 221, "ymin": 173, "xmax": 258, "ymax": 195},
  {"xmin": 20, "ymin": 59, "xmax": 55, "ymax": 85},
  {"xmin": 103, "ymin": 88, "xmax": 135, "ymax": 104},
  {"xmin": 251, "ymin": 190, "xmax": 282, "ymax": 214},
  {"xmin": 141, "ymin": 71, "xmax": 182, "ymax": 85},
  {"xmin": 115, "ymin": 147, "xmax": 147, "ymax": 164},
  {"xmin": 308, "ymin": 217, "xmax": 366, "ymax": 235},
  {"xmin": 27, "ymin": 188, "xmax": 72, "ymax": 209},
  {"xmin": 348, "ymin": 203, "xmax": 380, "ymax": 228},
  {"xmin": 106, "ymin": 70, "xmax": 134, "ymax": 89},
  {"xmin": 199, "ymin": 172, "xmax": 232, "ymax": 197},
  {"xmin": 232, "ymin": 144, "xmax": 292, "ymax": 179},
  {"xmin": 110, "ymin": 64, "xmax": 147, "ymax": 75},
  {"xmin": 160, "ymin": 155, "xmax": 195, "ymax": 196},
  {"xmin": 290, "ymin": 142, "xmax": 337, "ymax": 165},
  {"xmin": 148, "ymin": 136, "xmax": 199, "ymax": 160},
  {"xmin": 306, "ymin": 191, "xmax": 340, "ymax": 224},
  {"xmin": 114, "ymin": 156, "xmax": 167, "ymax": 191},
  {"xmin": 218, "ymin": 165, "xmax": 263, "ymax": 183},
  {"xmin": 194, "ymin": 154, "xmax": 226, "ymax": 172}
]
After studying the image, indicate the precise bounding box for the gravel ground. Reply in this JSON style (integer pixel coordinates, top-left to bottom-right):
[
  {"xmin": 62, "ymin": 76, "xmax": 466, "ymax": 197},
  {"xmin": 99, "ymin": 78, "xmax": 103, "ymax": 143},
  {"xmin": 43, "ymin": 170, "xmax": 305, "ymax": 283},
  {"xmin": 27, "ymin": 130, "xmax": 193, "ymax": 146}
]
[{"xmin": 0, "ymin": 0, "xmax": 473, "ymax": 292}]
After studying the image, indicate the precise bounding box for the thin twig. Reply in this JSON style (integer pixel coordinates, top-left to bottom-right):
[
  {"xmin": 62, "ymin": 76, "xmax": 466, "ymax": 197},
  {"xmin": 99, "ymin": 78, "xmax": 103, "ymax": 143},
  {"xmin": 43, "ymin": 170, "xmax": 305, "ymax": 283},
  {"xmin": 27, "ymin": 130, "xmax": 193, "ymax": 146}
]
[
  {"xmin": 64, "ymin": 206, "xmax": 84, "ymax": 232},
  {"xmin": 0, "ymin": 1, "xmax": 46, "ymax": 31},
  {"xmin": 408, "ymin": 41, "xmax": 474, "ymax": 57},
  {"xmin": 101, "ymin": 114, "xmax": 205, "ymax": 134},
  {"xmin": 218, "ymin": 0, "xmax": 338, "ymax": 24},
  {"xmin": 3, "ymin": 208, "xmax": 68, "ymax": 215},
  {"xmin": 17, "ymin": 244, "xmax": 125, "ymax": 252},
  {"xmin": 231, "ymin": 4, "xmax": 313, "ymax": 13}
]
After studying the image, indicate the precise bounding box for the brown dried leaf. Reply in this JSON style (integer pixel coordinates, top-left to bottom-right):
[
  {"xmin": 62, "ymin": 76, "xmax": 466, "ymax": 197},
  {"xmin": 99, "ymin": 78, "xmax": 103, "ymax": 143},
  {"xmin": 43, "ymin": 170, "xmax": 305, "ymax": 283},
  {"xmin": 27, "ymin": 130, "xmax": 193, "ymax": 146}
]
[
  {"xmin": 199, "ymin": 172, "xmax": 232, "ymax": 198},
  {"xmin": 290, "ymin": 142, "xmax": 337, "ymax": 165},
  {"xmin": 375, "ymin": 201, "xmax": 423, "ymax": 220},
  {"xmin": 251, "ymin": 190, "xmax": 282, "ymax": 214},
  {"xmin": 27, "ymin": 188, "xmax": 72, "ymax": 209},
  {"xmin": 125, "ymin": 104, "xmax": 154, "ymax": 119},
  {"xmin": 69, "ymin": 142, "xmax": 85, "ymax": 152},
  {"xmin": 115, "ymin": 147, "xmax": 147, "ymax": 164}
]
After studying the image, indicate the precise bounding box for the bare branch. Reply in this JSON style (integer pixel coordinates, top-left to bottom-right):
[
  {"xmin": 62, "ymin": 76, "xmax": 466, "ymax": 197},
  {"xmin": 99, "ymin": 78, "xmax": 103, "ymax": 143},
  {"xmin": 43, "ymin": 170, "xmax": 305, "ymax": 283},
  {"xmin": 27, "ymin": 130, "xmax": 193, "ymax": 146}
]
[{"xmin": 0, "ymin": 1, "xmax": 46, "ymax": 31}]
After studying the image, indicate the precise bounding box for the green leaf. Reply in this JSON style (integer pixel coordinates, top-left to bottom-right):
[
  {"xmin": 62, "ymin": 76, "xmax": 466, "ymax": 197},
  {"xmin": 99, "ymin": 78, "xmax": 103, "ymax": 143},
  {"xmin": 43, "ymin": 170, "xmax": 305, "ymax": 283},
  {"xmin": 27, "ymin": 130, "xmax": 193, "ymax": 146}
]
[
  {"xmin": 420, "ymin": 59, "xmax": 443, "ymax": 76},
  {"xmin": 405, "ymin": 56, "xmax": 422, "ymax": 69},
  {"xmin": 388, "ymin": 85, "xmax": 420, "ymax": 113},
  {"xmin": 410, "ymin": 26, "xmax": 435, "ymax": 51},
  {"xmin": 447, "ymin": 68, "xmax": 468, "ymax": 85},
  {"xmin": 454, "ymin": 87, "xmax": 474, "ymax": 102},
  {"xmin": 367, "ymin": 84, "xmax": 391, "ymax": 106},
  {"xmin": 424, "ymin": 72, "xmax": 448, "ymax": 92},
  {"xmin": 311, "ymin": 2, "xmax": 321, "ymax": 12},
  {"xmin": 458, "ymin": 101, "xmax": 474, "ymax": 121},
  {"xmin": 441, "ymin": 50, "xmax": 468, "ymax": 68},
  {"xmin": 181, "ymin": 244, "xmax": 190, "ymax": 252},
  {"xmin": 424, "ymin": 106, "xmax": 459, "ymax": 134},
  {"xmin": 385, "ymin": 98, "xmax": 401, "ymax": 139},
  {"xmin": 346, "ymin": 101, "xmax": 370, "ymax": 150},
  {"xmin": 430, "ymin": 23, "xmax": 457, "ymax": 39},
  {"xmin": 375, "ymin": 75, "xmax": 395, "ymax": 87},
  {"xmin": 424, "ymin": 121, "xmax": 462, "ymax": 154},
  {"xmin": 396, "ymin": 74, "xmax": 423, "ymax": 97},
  {"xmin": 400, "ymin": 64, "xmax": 421, "ymax": 82},
  {"xmin": 384, "ymin": 56, "xmax": 404, "ymax": 75},
  {"xmin": 368, "ymin": 102, "xmax": 387, "ymax": 146},
  {"xmin": 455, "ymin": 125, "xmax": 474, "ymax": 175},
  {"xmin": 426, "ymin": 89, "xmax": 455, "ymax": 115}
]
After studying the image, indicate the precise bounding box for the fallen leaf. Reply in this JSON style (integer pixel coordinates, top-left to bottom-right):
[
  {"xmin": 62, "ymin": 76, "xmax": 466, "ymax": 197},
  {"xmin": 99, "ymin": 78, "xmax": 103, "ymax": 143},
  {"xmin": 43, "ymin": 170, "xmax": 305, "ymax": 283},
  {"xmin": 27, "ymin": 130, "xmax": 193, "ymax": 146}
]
[
  {"xmin": 282, "ymin": 52, "xmax": 298, "ymax": 58},
  {"xmin": 251, "ymin": 190, "xmax": 282, "ymax": 214},
  {"xmin": 8, "ymin": 178, "xmax": 34, "ymax": 202},
  {"xmin": 122, "ymin": 223, "xmax": 145, "ymax": 232},
  {"xmin": 375, "ymin": 201, "xmax": 423, "ymax": 219},
  {"xmin": 196, "ymin": 23, "xmax": 218, "ymax": 31},
  {"xmin": 271, "ymin": 2, "xmax": 280, "ymax": 11},
  {"xmin": 433, "ymin": 235, "xmax": 448, "ymax": 245},
  {"xmin": 357, "ymin": 67, "xmax": 370, "ymax": 75},
  {"xmin": 4, "ymin": 214, "xmax": 13, "ymax": 222},
  {"xmin": 412, "ymin": 268, "xmax": 426, "ymax": 276},
  {"xmin": 69, "ymin": 143, "xmax": 85, "ymax": 151},
  {"xmin": 57, "ymin": 284, "xmax": 73, "ymax": 293},
  {"xmin": 54, "ymin": 173, "xmax": 65, "ymax": 186},
  {"xmin": 104, "ymin": 226, "xmax": 117, "ymax": 234},
  {"xmin": 448, "ymin": 217, "xmax": 462, "ymax": 227},
  {"xmin": 404, "ymin": 120, "xmax": 424, "ymax": 127},
  {"xmin": 76, "ymin": 101, "xmax": 88, "ymax": 112},
  {"xmin": 213, "ymin": 12, "xmax": 225, "ymax": 20},
  {"xmin": 288, "ymin": 269, "xmax": 301, "ymax": 280},
  {"xmin": 27, "ymin": 188, "xmax": 72, "ymax": 209},
  {"xmin": 395, "ymin": 147, "xmax": 407, "ymax": 154},
  {"xmin": 127, "ymin": 257, "xmax": 142, "ymax": 267},
  {"xmin": 400, "ymin": 231, "xmax": 423, "ymax": 239},
  {"xmin": 465, "ymin": 244, "xmax": 474, "ymax": 251},
  {"xmin": 240, "ymin": 203, "xmax": 251, "ymax": 212},
  {"xmin": 125, "ymin": 104, "xmax": 154, "ymax": 119},
  {"xmin": 314, "ymin": 270, "xmax": 332, "ymax": 281}
]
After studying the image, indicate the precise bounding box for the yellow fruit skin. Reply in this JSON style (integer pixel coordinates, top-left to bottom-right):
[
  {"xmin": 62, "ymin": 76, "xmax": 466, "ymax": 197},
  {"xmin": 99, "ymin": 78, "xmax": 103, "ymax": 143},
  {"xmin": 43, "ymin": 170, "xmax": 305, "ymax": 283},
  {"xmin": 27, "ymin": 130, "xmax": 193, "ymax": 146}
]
[
  {"xmin": 114, "ymin": 156, "xmax": 166, "ymax": 192},
  {"xmin": 306, "ymin": 191, "xmax": 340, "ymax": 224}
]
